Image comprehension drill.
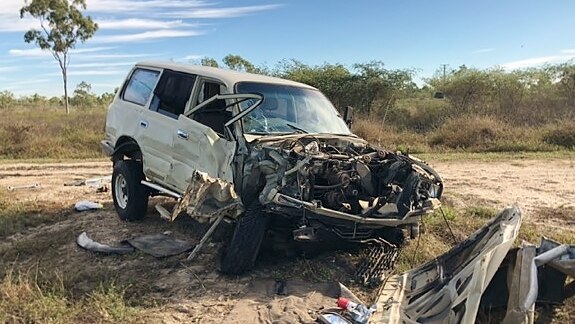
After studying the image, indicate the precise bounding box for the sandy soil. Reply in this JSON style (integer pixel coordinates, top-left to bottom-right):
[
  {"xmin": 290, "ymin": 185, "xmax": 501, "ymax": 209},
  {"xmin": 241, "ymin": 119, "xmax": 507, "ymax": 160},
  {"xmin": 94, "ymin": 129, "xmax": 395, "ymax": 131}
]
[
  {"xmin": 433, "ymin": 158, "xmax": 575, "ymax": 229},
  {"xmin": 0, "ymin": 157, "xmax": 573, "ymax": 322}
]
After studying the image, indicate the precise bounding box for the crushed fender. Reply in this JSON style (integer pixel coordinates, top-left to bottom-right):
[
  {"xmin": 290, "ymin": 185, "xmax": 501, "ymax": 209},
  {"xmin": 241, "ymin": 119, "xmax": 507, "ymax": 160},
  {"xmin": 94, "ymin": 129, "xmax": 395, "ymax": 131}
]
[{"xmin": 169, "ymin": 170, "xmax": 244, "ymax": 223}]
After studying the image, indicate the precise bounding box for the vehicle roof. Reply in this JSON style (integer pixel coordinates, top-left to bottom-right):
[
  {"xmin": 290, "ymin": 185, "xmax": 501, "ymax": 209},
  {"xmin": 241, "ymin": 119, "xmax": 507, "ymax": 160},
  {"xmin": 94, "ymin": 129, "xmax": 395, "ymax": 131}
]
[{"xmin": 135, "ymin": 61, "xmax": 317, "ymax": 90}]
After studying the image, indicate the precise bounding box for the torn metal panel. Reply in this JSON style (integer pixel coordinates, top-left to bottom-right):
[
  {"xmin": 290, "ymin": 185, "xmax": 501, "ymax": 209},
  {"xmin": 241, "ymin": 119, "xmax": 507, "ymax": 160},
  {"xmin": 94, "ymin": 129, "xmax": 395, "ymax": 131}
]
[
  {"xmin": 539, "ymin": 237, "xmax": 575, "ymax": 278},
  {"xmin": 170, "ymin": 170, "xmax": 244, "ymax": 222},
  {"xmin": 502, "ymin": 243, "xmax": 536, "ymax": 324},
  {"xmin": 371, "ymin": 206, "xmax": 522, "ymax": 324}
]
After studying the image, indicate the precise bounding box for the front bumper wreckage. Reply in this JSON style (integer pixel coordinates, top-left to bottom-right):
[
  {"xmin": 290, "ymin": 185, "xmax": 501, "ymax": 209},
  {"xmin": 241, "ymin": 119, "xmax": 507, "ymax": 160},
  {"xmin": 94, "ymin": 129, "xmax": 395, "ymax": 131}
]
[
  {"xmin": 244, "ymin": 134, "xmax": 444, "ymax": 243},
  {"xmin": 371, "ymin": 207, "xmax": 522, "ymax": 324}
]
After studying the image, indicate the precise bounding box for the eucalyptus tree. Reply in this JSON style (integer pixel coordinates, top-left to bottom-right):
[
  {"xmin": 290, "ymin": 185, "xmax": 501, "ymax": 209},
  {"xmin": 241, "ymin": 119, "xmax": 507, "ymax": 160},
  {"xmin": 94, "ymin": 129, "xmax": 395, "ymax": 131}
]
[{"xmin": 20, "ymin": 0, "xmax": 98, "ymax": 114}]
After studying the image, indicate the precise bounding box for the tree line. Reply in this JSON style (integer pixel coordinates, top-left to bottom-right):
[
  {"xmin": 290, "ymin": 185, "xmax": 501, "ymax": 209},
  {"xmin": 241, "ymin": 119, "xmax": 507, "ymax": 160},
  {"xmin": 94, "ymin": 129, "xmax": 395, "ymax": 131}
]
[
  {"xmin": 0, "ymin": 82, "xmax": 114, "ymax": 109},
  {"xmin": 3, "ymin": 53, "xmax": 575, "ymax": 130}
]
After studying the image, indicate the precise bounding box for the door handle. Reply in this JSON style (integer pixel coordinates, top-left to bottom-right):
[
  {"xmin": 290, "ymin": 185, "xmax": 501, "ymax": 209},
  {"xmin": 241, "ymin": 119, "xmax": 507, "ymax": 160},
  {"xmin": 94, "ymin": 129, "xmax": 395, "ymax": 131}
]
[
  {"xmin": 177, "ymin": 129, "xmax": 189, "ymax": 140},
  {"xmin": 140, "ymin": 120, "xmax": 148, "ymax": 128}
]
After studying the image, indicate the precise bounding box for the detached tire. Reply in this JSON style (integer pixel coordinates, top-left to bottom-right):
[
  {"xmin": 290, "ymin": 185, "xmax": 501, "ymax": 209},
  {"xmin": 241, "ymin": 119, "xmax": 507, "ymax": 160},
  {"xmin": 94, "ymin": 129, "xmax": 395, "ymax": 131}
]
[
  {"xmin": 220, "ymin": 203, "xmax": 268, "ymax": 275},
  {"xmin": 112, "ymin": 160, "xmax": 149, "ymax": 221}
]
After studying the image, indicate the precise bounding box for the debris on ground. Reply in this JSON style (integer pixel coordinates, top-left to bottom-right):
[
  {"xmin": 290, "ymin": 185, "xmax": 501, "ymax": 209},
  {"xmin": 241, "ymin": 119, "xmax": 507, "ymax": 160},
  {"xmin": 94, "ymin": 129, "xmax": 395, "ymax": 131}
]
[
  {"xmin": 223, "ymin": 280, "xmax": 362, "ymax": 323},
  {"xmin": 480, "ymin": 237, "xmax": 575, "ymax": 324},
  {"xmin": 6, "ymin": 183, "xmax": 40, "ymax": 191},
  {"xmin": 125, "ymin": 233, "xmax": 195, "ymax": 258},
  {"xmin": 76, "ymin": 232, "xmax": 134, "ymax": 254},
  {"xmin": 335, "ymin": 297, "xmax": 377, "ymax": 323},
  {"xmin": 64, "ymin": 176, "xmax": 112, "ymax": 187},
  {"xmin": 76, "ymin": 232, "xmax": 194, "ymax": 258},
  {"xmin": 74, "ymin": 200, "xmax": 104, "ymax": 211}
]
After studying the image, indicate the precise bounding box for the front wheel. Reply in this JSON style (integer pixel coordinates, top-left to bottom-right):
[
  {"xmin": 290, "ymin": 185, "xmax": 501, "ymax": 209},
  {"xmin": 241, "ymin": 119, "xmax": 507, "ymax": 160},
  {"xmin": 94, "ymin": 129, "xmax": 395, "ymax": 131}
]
[
  {"xmin": 219, "ymin": 203, "xmax": 268, "ymax": 275},
  {"xmin": 112, "ymin": 160, "xmax": 149, "ymax": 221}
]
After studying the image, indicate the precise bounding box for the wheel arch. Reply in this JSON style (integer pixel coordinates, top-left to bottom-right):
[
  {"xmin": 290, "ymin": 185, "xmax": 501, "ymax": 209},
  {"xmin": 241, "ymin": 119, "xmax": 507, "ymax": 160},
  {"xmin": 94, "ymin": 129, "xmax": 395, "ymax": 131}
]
[{"xmin": 112, "ymin": 136, "xmax": 142, "ymax": 162}]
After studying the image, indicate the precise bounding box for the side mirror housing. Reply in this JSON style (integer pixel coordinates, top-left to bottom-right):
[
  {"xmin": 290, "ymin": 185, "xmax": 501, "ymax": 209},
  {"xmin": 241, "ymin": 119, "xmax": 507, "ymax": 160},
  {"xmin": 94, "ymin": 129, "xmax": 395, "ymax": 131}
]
[{"xmin": 343, "ymin": 106, "xmax": 354, "ymax": 129}]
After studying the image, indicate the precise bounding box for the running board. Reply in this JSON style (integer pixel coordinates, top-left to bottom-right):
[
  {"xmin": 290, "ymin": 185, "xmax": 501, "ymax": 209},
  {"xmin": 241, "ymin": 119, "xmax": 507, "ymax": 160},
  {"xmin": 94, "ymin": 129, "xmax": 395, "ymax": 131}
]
[{"xmin": 141, "ymin": 180, "xmax": 181, "ymax": 199}]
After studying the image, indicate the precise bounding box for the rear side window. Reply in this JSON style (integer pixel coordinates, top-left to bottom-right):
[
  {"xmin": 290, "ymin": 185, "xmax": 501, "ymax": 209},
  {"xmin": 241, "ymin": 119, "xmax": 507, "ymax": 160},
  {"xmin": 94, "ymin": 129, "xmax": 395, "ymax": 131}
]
[
  {"xmin": 150, "ymin": 70, "xmax": 196, "ymax": 118},
  {"xmin": 122, "ymin": 68, "xmax": 160, "ymax": 106}
]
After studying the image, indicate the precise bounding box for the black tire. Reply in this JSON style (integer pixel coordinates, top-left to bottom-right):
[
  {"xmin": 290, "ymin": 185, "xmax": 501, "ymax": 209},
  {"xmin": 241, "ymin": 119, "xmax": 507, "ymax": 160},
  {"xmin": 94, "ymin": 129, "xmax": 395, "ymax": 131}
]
[
  {"xmin": 111, "ymin": 160, "xmax": 149, "ymax": 221},
  {"xmin": 219, "ymin": 203, "xmax": 268, "ymax": 275}
]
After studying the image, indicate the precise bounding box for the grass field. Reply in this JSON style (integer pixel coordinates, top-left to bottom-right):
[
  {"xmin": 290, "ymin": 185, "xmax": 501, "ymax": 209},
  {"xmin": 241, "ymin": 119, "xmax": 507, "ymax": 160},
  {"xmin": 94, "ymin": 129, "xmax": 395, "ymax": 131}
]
[{"xmin": 0, "ymin": 106, "xmax": 573, "ymax": 160}]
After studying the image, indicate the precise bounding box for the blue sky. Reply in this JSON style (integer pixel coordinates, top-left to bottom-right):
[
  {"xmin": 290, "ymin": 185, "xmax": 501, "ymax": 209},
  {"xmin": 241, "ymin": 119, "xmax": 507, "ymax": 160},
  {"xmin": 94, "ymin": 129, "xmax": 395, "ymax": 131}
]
[{"xmin": 1, "ymin": 0, "xmax": 574, "ymax": 96}]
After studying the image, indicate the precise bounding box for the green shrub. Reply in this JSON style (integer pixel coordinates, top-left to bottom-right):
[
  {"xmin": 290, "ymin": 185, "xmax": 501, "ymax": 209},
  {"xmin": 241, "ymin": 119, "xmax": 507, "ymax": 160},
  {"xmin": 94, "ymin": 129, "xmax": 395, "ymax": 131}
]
[
  {"xmin": 392, "ymin": 98, "xmax": 452, "ymax": 133},
  {"xmin": 543, "ymin": 122, "xmax": 575, "ymax": 149},
  {"xmin": 429, "ymin": 115, "xmax": 507, "ymax": 149}
]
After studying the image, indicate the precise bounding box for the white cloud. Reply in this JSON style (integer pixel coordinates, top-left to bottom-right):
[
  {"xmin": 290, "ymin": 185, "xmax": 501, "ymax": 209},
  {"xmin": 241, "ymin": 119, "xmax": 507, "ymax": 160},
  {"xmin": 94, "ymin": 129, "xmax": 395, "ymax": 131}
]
[
  {"xmin": 69, "ymin": 61, "xmax": 135, "ymax": 68},
  {"xmin": 8, "ymin": 48, "xmax": 48, "ymax": 57},
  {"xmin": 9, "ymin": 46, "xmax": 115, "ymax": 57},
  {"xmin": 561, "ymin": 49, "xmax": 575, "ymax": 54},
  {"xmin": 161, "ymin": 4, "xmax": 283, "ymax": 19},
  {"xmin": 45, "ymin": 70, "xmax": 126, "ymax": 77},
  {"xmin": 85, "ymin": 0, "xmax": 209, "ymax": 13},
  {"xmin": 0, "ymin": 17, "xmax": 38, "ymax": 32},
  {"xmin": 0, "ymin": 0, "xmax": 27, "ymax": 15},
  {"xmin": 92, "ymin": 29, "xmax": 203, "ymax": 43},
  {"xmin": 96, "ymin": 18, "xmax": 195, "ymax": 30},
  {"xmin": 67, "ymin": 70, "xmax": 126, "ymax": 76},
  {"xmin": 73, "ymin": 53, "xmax": 161, "ymax": 60},
  {"xmin": 0, "ymin": 66, "xmax": 18, "ymax": 73},
  {"xmin": 1, "ymin": 0, "xmax": 281, "ymax": 33},
  {"xmin": 500, "ymin": 55, "xmax": 575, "ymax": 70},
  {"xmin": 180, "ymin": 54, "xmax": 203, "ymax": 61}
]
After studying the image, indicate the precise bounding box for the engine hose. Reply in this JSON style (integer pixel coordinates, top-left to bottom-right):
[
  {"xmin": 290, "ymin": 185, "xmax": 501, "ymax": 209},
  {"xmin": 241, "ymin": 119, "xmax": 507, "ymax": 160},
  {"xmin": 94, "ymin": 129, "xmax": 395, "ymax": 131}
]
[{"xmin": 314, "ymin": 182, "xmax": 344, "ymax": 190}]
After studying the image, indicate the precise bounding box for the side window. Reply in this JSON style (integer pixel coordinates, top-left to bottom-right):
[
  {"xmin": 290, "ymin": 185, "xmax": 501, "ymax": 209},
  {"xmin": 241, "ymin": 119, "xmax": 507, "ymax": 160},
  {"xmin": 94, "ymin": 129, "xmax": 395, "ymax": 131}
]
[
  {"xmin": 150, "ymin": 70, "xmax": 196, "ymax": 119},
  {"xmin": 122, "ymin": 68, "xmax": 159, "ymax": 106},
  {"xmin": 193, "ymin": 81, "xmax": 230, "ymax": 135},
  {"xmin": 196, "ymin": 81, "xmax": 227, "ymax": 107}
]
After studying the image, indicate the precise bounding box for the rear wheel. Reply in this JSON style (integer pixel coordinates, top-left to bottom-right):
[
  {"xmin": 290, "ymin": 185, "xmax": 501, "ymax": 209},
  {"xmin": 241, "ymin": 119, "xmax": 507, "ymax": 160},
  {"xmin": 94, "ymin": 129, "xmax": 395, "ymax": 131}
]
[
  {"xmin": 220, "ymin": 203, "xmax": 268, "ymax": 275},
  {"xmin": 112, "ymin": 160, "xmax": 149, "ymax": 221}
]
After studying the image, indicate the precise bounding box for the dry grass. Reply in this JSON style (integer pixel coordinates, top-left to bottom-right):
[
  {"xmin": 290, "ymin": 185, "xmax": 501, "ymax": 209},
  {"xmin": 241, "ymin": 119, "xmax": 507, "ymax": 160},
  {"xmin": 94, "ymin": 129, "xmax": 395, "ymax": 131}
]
[
  {"xmin": 353, "ymin": 118, "xmax": 430, "ymax": 153},
  {"xmin": 0, "ymin": 188, "xmax": 70, "ymax": 238},
  {"xmin": 428, "ymin": 115, "xmax": 549, "ymax": 151},
  {"xmin": 0, "ymin": 107, "xmax": 107, "ymax": 159},
  {"xmin": 544, "ymin": 121, "xmax": 575, "ymax": 149},
  {"xmin": 0, "ymin": 271, "xmax": 142, "ymax": 323},
  {"xmin": 0, "ymin": 107, "xmax": 572, "ymax": 162},
  {"xmin": 354, "ymin": 114, "xmax": 574, "ymax": 154}
]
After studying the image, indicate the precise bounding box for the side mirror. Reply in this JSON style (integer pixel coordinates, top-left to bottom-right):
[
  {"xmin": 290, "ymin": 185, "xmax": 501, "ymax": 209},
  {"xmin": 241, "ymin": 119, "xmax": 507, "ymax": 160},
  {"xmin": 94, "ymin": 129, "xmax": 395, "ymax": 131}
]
[{"xmin": 343, "ymin": 106, "xmax": 354, "ymax": 129}]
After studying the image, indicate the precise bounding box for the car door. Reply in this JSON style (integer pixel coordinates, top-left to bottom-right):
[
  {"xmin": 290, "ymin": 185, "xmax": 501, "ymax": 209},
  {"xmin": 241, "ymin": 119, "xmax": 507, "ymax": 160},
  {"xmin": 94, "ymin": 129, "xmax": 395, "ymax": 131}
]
[
  {"xmin": 169, "ymin": 79, "xmax": 236, "ymax": 191},
  {"xmin": 139, "ymin": 69, "xmax": 196, "ymax": 188},
  {"xmin": 116, "ymin": 67, "xmax": 170, "ymax": 180}
]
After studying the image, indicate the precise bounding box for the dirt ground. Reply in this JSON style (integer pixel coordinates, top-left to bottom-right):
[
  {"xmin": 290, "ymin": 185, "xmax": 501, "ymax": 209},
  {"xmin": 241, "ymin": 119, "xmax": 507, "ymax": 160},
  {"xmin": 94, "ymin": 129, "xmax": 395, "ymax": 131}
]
[{"xmin": 0, "ymin": 157, "xmax": 574, "ymax": 323}]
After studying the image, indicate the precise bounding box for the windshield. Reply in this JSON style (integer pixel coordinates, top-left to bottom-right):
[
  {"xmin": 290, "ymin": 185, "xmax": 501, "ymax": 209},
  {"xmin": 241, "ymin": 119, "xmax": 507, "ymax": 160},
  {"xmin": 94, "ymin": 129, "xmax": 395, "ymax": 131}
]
[{"xmin": 235, "ymin": 82, "xmax": 351, "ymax": 135}]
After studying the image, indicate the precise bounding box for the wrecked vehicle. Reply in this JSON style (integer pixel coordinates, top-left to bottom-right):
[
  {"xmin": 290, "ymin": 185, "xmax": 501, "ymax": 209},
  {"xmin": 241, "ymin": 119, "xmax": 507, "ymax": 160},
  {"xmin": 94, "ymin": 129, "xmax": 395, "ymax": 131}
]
[{"xmin": 101, "ymin": 62, "xmax": 443, "ymax": 274}]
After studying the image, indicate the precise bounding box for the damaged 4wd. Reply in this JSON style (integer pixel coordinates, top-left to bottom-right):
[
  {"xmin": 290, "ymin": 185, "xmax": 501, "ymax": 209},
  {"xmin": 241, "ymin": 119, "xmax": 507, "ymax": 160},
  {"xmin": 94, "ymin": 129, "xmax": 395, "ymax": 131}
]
[{"xmin": 101, "ymin": 62, "xmax": 443, "ymax": 274}]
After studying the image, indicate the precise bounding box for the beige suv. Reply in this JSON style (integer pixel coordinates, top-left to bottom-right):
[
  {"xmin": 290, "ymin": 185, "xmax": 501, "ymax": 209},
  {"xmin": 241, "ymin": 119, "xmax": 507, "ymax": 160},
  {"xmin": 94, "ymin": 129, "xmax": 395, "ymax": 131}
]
[{"xmin": 101, "ymin": 62, "xmax": 443, "ymax": 274}]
